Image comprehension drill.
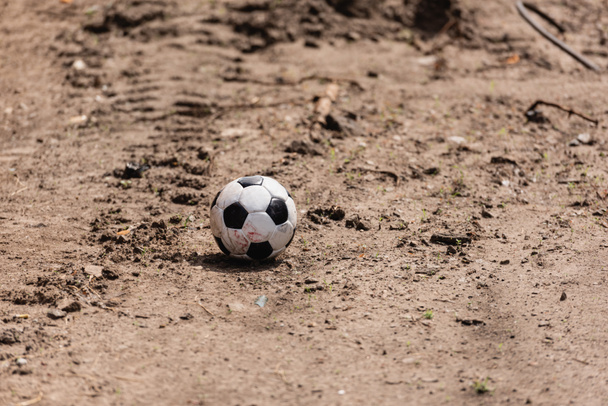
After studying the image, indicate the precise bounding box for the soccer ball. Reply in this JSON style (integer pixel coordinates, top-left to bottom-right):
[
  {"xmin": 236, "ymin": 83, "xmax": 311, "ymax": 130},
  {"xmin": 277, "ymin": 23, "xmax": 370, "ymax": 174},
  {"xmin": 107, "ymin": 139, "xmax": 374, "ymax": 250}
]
[{"xmin": 210, "ymin": 175, "xmax": 297, "ymax": 260}]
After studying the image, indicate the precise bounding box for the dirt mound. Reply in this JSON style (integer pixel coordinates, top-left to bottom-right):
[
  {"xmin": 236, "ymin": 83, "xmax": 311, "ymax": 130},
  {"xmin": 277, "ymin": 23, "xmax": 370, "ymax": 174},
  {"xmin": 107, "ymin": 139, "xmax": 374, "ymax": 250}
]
[{"xmin": 209, "ymin": 0, "xmax": 470, "ymax": 52}]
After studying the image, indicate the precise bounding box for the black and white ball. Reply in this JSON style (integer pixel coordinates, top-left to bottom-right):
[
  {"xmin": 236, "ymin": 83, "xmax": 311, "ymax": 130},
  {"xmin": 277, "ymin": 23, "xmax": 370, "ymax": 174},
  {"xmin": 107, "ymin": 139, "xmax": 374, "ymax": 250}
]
[{"xmin": 210, "ymin": 176, "xmax": 297, "ymax": 260}]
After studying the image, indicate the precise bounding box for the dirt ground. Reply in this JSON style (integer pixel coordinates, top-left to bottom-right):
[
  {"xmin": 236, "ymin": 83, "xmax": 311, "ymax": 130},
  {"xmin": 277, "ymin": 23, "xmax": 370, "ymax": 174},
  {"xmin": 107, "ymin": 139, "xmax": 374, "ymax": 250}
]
[{"xmin": 1, "ymin": 0, "xmax": 608, "ymax": 405}]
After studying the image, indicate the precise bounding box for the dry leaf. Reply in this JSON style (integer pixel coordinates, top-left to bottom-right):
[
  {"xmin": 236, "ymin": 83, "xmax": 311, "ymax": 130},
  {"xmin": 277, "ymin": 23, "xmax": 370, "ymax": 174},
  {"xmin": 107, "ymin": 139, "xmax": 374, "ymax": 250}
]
[
  {"xmin": 505, "ymin": 54, "xmax": 520, "ymax": 65},
  {"xmin": 116, "ymin": 229, "xmax": 130, "ymax": 236}
]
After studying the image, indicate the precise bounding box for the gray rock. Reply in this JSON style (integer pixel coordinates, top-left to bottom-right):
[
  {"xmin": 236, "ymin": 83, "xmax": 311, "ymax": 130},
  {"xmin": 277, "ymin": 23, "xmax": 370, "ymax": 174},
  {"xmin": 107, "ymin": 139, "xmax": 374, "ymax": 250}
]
[{"xmin": 47, "ymin": 309, "xmax": 67, "ymax": 320}]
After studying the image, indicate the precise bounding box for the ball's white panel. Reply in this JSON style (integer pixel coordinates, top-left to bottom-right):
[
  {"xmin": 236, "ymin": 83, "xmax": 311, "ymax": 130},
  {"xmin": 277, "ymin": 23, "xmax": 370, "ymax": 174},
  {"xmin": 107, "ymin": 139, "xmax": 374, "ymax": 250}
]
[
  {"xmin": 286, "ymin": 197, "xmax": 297, "ymax": 227},
  {"xmin": 239, "ymin": 185, "xmax": 271, "ymax": 213},
  {"xmin": 210, "ymin": 206, "xmax": 224, "ymax": 238},
  {"xmin": 222, "ymin": 228, "xmax": 250, "ymax": 255},
  {"xmin": 242, "ymin": 212, "xmax": 276, "ymax": 243},
  {"xmin": 269, "ymin": 221, "xmax": 294, "ymax": 250},
  {"xmin": 217, "ymin": 180, "xmax": 243, "ymax": 209},
  {"xmin": 268, "ymin": 247, "xmax": 285, "ymax": 259},
  {"xmin": 262, "ymin": 177, "xmax": 288, "ymax": 200}
]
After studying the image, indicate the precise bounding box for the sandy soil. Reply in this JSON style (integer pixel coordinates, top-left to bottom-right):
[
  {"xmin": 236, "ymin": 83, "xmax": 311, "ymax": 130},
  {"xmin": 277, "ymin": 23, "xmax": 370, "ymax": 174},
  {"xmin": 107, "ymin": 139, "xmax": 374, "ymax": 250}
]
[{"xmin": 1, "ymin": 0, "xmax": 608, "ymax": 405}]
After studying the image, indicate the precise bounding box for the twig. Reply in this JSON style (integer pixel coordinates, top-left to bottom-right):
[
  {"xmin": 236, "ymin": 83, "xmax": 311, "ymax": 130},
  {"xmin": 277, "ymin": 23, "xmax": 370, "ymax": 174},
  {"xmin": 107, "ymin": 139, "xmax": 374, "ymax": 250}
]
[
  {"xmin": 16, "ymin": 392, "xmax": 43, "ymax": 406},
  {"xmin": 433, "ymin": 298, "xmax": 455, "ymax": 303},
  {"xmin": 113, "ymin": 375, "xmax": 145, "ymax": 383},
  {"xmin": 197, "ymin": 300, "xmax": 215, "ymax": 317},
  {"xmin": 525, "ymin": 100, "xmax": 599, "ymax": 126},
  {"xmin": 10, "ymin": 187, "xmax": 28, "ymax": 196},
  {"xmin": 516, "ymin": 1, "xmax": 600, "ymax": 71}
]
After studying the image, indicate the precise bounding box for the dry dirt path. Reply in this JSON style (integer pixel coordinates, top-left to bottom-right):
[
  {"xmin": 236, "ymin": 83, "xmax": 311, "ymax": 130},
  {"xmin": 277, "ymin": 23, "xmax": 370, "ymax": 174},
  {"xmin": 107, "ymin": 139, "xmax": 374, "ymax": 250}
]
[{"xmin": 1, "ymin": 1, "xmax": 608, "ymax": 405}]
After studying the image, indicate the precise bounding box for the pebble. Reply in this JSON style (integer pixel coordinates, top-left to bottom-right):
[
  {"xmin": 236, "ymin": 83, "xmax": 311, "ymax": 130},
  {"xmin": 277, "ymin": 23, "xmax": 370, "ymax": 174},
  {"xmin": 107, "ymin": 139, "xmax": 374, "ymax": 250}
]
[
  {"xmin": 577, "ymin": 133, "xmax": 591, "ymax": 144},
  {"xmin": 72, "ymin": 59, "xmax": 87, "ymax": 70},
  {"xmin": 255, "ymin": 295, "xmax": 268, "ymax": 308},
  {"xmin": 47, "ymin": 309, "xmax": 67, "ymax": 319},
  {"xmin": 447, "ymin": 136, "xmax": 466, "ymax": 145},
  {"xmin": 84, "ymin": 265, "xmax": 103, "ymax": 278},
  {"xmin": 560, "ymin": 292, "xmax": 567, "ymax": 301},
  {"xmin": 16, "ymin": 357, "xmax": 27, "ymax": 367}
]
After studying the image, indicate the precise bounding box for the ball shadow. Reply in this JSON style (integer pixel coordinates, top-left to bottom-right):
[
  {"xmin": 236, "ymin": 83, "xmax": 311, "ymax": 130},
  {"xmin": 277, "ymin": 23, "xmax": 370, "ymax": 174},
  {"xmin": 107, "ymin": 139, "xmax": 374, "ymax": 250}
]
[{"xmin": 188, "ymin": 253, "xmax": 284, "ymax": 273}]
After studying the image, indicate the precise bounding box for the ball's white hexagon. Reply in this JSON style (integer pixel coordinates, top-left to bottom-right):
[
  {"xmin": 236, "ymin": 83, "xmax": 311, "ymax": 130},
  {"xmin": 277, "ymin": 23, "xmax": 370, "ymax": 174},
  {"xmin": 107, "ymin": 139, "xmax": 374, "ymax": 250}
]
[
  {"xmin": 262, "ymin": 176, "xmax": 289, "ymax": 200},
  {"xmin": 210, "ymin": 206, "xmax": 224, "ymax": 238},
  {"xmin": 221, "ymin": 227, "xmax": 250, "ymax": 255},
  {"xmin": 269, "ymin": 221, "xmax": 294, "ymax": 250},
  {"xmin": 239, "ymin": 185, "xmax": 271, "ymax": 213},
  {"xmin": 242, "ymin": 212, "xmax": 276, "ymax": 243},
  {"xmin": 285, "ymin": 197, "xmax": 297, "ymax": 227},
  {"xmin": 216, "ymin": 180, "xmax": 243, "ymax": 209}
]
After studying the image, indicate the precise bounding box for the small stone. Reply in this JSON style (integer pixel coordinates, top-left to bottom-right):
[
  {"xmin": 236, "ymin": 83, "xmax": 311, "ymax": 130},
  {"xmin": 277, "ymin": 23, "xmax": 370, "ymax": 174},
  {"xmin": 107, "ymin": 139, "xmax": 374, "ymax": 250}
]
[
  {"xmin": 255, "ymin": 295, "xmax": 268, "ymax": 308},
  {"xmin": 447, "ymin": 136, "xmax": 466, "ymax": 145},
  {"xmin": 47, "ymin": 309, "xmax": 67, "ymax": 319},
  {"xmin": 68, "ymin": 115, "xmax": 88, "ymax": 125},
  {"xmin": 577, "ymin": 133, "xmax": 592, "ymax": 145},
  {"xmin": 345, "ymin": 31, "xmax": 360, "ymax": 41},
  {"xmin": 16, "ymin": 357, "xmax": 27, "ymax": 367},
  {"xmin": 560, "ymin": 292, "xmax": 567, "ymax": 301},
  {"xmin": 84, "ymin": 265, "xmax": 103, "ymax": 278},
  {"xmin": 481, "ymin": 209, "xmax": 494, "ymax": 219},
  {"xmin": 72, "ymin": 59, "xmax": 87, "ymax": 70},
  {"xmin": 500, "ymin": 259, "xmax": 510, "ymax": 265},
  {"xmin": 179, "ymin": 313, "xmax": 194, "ymax": 320}
]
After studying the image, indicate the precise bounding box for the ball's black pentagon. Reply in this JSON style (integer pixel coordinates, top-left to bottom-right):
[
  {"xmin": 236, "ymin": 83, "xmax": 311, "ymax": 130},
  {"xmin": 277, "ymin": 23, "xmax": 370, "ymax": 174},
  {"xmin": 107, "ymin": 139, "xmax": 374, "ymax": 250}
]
[
  {"xmin": 224, "ymin": 202, "xmax": 248, "ymax": 229},
  {"xmin": 238, "ymin": 175, "xmax": 263, "ymax": 188},
  {"xmin": 266, "ymin": 197, "xmax": 289, "ymax": 225},
  {"xmin": 211, "ymin": 190, "xmax": 221, "ymax": 207},
  {"xmin": 215, "ymin": 237, "xmax": 230, "ymax": 256},
  {"xmin": 247, "ymin": 241, "xmax": 274, "ymax": 260},
  {"xmin": 286, "ymin": 226, "xmax": 296, "ymax": 248}
]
